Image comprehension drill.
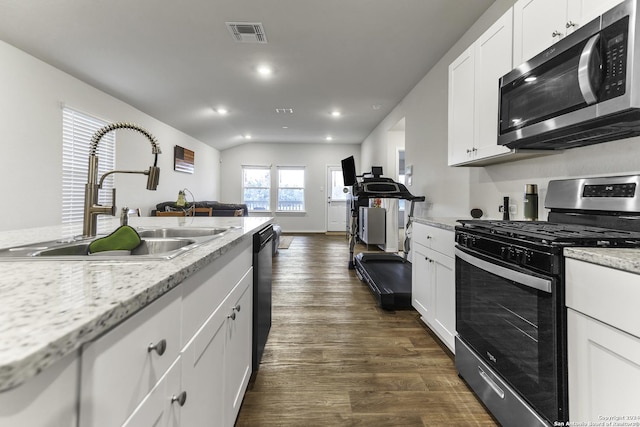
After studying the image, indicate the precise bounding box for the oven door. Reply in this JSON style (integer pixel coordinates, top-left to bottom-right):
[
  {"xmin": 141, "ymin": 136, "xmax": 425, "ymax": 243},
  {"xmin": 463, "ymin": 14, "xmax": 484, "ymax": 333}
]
[{"xmin": 455, "ymin": 246, "xmax": 566, "ymax": 424}]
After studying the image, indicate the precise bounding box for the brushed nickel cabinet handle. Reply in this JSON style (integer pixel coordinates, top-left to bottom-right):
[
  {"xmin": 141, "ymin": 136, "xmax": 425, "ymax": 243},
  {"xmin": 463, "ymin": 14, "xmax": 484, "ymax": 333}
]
[
  {"xmin": 171, "ymin": 391, "xmax": 187, "ymax": 407},
  {"xmin": 228, "ymin": 311, "xmax": 237, "ymax": 320},
  {"xmin": 147, "ymin": 339, "xmax": 167, "ymax": 356}
]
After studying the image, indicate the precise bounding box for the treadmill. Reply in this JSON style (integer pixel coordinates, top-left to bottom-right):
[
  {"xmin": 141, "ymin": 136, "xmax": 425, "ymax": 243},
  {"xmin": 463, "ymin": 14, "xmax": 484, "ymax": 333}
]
[{"xmin": 341, "ymin": 156, "xmax": 425, "ymax": 310}]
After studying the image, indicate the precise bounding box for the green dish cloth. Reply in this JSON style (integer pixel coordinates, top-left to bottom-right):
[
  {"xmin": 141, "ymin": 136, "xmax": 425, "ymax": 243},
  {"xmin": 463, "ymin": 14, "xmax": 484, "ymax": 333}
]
[{"xmin": 89, "ymin": 225, "xmax": 142, "ymax": 254}]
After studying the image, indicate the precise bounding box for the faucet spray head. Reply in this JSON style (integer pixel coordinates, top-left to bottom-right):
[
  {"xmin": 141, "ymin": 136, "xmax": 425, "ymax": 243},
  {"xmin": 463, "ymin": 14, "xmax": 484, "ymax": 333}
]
[{"xmin": 147, "ymin": 166, "xmax": 160, "ymax": 190}]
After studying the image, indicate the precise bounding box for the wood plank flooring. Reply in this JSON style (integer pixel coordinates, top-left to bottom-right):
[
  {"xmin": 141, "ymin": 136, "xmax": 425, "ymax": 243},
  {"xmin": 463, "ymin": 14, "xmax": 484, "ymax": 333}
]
[{"xmin": 236, "ymin": 234, "xmax": 497, "ymax": 426}]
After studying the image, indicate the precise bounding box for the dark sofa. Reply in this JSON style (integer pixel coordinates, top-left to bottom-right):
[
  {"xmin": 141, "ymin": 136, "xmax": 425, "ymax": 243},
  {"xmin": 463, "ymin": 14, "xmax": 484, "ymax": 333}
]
[{"xmin": 154, "ymin": 201, "xmax": 249, "ymax": 216}]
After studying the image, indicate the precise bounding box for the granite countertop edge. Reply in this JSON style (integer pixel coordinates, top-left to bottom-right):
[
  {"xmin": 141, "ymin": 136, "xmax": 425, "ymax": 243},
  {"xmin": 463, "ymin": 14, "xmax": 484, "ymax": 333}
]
[
  {"xmin": 413, "ymin": 216, "xmax": 466, "ymax": 231},
  {"xmin": 0, "ymin": 216, "xmax": 272, "ymax": 392},
  {"xmin": 564, "ymin": 247, "xmax": 640, "ymax": 275}
]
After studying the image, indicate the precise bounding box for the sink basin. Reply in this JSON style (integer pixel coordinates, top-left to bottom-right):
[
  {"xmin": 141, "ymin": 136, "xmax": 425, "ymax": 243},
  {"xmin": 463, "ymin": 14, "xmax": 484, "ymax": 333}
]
[
  {"xmin": 27, "ymin": 238, "xmax": 195, "ymax": 258},
  {"xmin": 136, "ymin": 227, "xmax": 228, "ymax": 238},
  {"xmin": 0, "ymin": 228, "xmax": 230, "ymax": 261}
]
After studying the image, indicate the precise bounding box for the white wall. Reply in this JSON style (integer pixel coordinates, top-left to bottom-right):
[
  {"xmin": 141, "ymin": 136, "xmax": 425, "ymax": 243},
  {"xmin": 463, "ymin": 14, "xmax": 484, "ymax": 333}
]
[
  {"xmin": 0, "ymin": 40, "xmax": 220, "ymax": 231},
  {"xmin": 220, "ymin": 142, "xmax": 360, "ymax": 232}
]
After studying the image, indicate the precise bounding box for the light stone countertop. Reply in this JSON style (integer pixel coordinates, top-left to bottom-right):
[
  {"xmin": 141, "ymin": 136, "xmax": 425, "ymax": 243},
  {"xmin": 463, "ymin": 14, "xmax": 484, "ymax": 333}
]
[
  {"xmin": 0, "ymin": 215, "xmax": 272, "ymax": 392},
  {"xmin": 564, "ymin": 247, "xmax": 640, "ymax": 275},
  {"xmin": 413, "ymin": 216, "xmax": 469, "ymax": 231}
]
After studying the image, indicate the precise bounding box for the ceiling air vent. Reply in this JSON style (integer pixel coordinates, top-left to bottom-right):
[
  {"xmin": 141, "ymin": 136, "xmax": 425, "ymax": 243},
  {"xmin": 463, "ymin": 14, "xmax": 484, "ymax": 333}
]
[{"xmin": 226, "ymin": 22, "xmax": 268, "ymax": 44}]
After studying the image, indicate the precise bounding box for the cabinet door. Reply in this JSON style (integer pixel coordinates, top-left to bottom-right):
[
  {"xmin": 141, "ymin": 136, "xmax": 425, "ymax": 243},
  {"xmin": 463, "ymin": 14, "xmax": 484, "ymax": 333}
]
[
  {"xmin": 514, "ymin": 0, "xmax": 568, "ymax": 65},
  {"xmin": 473, "ymin": 8, "xmax": 513, "ymax": 161},
  {"xmin": 567, "ymin": 0, "xmax": 624, "ymax": 35},
  {"xmin": 180, "ymin": 297, "xmax": 227, "ymax": 427},
  {"xmin": 79, "ymin": 287, "xmax": 182, "ymax": 427},
  {"xmin": 568, "ymin": 309, "xmax": 640, "ymax": 420},
  {"xmin": 412, "ymin": 242, "xmax": 431, "ymax": 320},
  {"xmin": 0, "ymin": 351, "xmax": 78, "ymax": 427},
  {"xmin": 225, "ymin": 270, "xmax": 253, "ymax": 426},
  {"xmin": 430, "ymin": 251, "xmax": 456, "ymax": 353},
  {"xmin": 448, "ymin": 46, "xmax": 475, "ymax": 166},
  {"xmin": 121, "ymin": 358, "xmax": 182, "ymax": 427}
]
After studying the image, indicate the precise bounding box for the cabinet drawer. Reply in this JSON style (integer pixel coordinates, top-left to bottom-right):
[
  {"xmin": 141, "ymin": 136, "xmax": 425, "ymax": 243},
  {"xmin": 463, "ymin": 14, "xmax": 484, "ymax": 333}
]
[
  {"xmin": 79, "ymin": 286, "xmax": 182, "ymax": 427},
  {"xmin": 566, "ymin": 258, "xmax": 640, "ymax": 338},
  {"xmin": 121, "ymin": 357, "xmax": 182, "ymax": 427},
  {"xmin": 182, "ymin": 241, "xmax": 252, "ymax": 347},
  {"xmin": 413, "ymin": 223, "xmax": 455, "ymax": 258}
]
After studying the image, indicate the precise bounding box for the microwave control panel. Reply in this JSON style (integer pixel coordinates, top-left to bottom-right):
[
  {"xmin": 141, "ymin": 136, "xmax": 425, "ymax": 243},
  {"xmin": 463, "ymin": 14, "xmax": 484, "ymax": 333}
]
[{"xmin": 601, "ymin": 16, "xmax": 629, "ymax": 101}]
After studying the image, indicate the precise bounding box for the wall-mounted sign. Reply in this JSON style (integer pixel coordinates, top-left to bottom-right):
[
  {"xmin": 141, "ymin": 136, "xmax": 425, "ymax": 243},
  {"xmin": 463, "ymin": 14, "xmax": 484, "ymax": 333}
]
[{"xmin": 174, "ymin": 145, "xmax": 194, "ymax": 174}]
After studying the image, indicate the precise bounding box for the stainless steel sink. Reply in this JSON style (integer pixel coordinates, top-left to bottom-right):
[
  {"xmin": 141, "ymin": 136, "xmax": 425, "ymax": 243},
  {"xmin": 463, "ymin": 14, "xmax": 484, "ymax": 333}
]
[
  {"xmin": 136, "ymin": 227, "xmax": 228, "ymax": 238},
  {"xmin": 0, "ymin": 227, "xmax": 229, "ymax": 261}
]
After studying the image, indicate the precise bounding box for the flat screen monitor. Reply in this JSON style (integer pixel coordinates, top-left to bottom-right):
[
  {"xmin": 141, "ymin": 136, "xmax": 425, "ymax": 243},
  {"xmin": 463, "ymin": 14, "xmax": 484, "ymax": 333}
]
[{"xmin": 341, "ymin": 156, "xmax": 357, "ymax": 186}]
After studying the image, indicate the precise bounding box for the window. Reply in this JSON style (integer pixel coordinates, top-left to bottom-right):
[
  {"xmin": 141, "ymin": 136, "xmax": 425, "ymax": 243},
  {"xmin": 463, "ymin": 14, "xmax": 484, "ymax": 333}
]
[
  {"xmin": 277, "ymin": 167, "xmax": 305, "ymax": 211},
  {"xmin": 242, "ymin": 166, "xmax": 271, "ymax": 211},
  {"xmin": 62, "ymin": 107, "xmax": 115, "ymax": 224}
]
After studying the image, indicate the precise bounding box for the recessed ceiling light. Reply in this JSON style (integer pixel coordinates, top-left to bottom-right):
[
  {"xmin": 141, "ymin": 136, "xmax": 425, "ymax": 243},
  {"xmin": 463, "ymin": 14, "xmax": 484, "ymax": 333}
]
[
  {"xmin": 244, "ymin": 134, "xmax": 252, "ymax": 139},
  {"xmin": 330, "ymin": 111, "xmax": 341, "ymax": 117},
  {"xmin": 325, "ymin": 136, "xmax": 333, "ymax": 141},
  {"xmin": 282, "ymin": 126, "xmax": 289, "ymax": 129},
  {"xmin": 216, "ymin": 107, "xmax": 229, "ymax": 115},
  {"xmin": 257, "ymin": 65, "xmax": 273, "ymax": 76},
  {"xmin": 372, "ymin": 104, "xmax": 382, "ymax": 110}
]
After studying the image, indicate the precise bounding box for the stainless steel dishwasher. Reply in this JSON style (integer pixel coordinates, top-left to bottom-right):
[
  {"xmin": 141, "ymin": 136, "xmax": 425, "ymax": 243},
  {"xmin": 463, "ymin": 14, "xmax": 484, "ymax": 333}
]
[{"xmin": 252, "ymin": 224, "xmax": 273, "ymax": 371}]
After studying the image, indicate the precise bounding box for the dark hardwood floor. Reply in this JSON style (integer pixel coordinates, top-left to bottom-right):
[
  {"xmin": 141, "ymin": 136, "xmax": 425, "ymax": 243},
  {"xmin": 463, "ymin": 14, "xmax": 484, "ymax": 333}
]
[{"xmin": 236, "ymin": 234, "xmax": 497, "ymax": 426}]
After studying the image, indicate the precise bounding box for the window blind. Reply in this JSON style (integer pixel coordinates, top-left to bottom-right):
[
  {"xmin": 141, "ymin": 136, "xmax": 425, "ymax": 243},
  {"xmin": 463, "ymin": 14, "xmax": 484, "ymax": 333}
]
[{"xmin": 62, "ymin": 107, "xmax": 115, "ymax": 224}]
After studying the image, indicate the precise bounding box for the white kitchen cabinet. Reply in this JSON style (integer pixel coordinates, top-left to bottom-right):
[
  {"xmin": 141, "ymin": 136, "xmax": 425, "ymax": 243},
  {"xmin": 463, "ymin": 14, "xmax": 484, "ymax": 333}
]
[
  {"xmin": 565, "ymin": 258, "xmax": 640, "ymax": 421},
  {"xmin": 121, "ymin": 357, "xmax": 182, "ymax": 427},
  {"xmin": 513, "ymin": 0, "xmax": 623, "ymax": 66},
  {"xmin": 0, "ymin": 351, "xmax": 79, "ymax": 427},
  {"xmin": 79, "ymin": 285, "xmax": 182, "ymax": 427},
  {"xmin": 78, "ymin": 240, "xmax": 253, "ymax": 427},
  {"xmin": 181, "ymin": 269, "xmax": 252, "ymax": 427},
  {"xmin": 224, "ymin": 271, "xmax": 253, "ymax": 426},
  {"xmin": 448, "ymin": 8, "xmax": 513, "ymax": 166},
  {"xmin": 411, "ymin": 223, "xmax": 456, "ymax": 353}
]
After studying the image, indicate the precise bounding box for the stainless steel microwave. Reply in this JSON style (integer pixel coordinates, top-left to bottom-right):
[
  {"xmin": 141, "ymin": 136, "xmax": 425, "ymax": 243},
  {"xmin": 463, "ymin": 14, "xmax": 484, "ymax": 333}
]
[{"xmin": 498, "ymin": 0, "xmax": 640, "ymax": 149}]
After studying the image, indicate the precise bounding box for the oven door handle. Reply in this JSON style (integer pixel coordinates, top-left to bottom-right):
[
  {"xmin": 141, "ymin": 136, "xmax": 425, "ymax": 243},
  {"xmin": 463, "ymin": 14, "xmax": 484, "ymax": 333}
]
[{"xmin": 455, "ymin": 248, "xmax": 552, "ymax": 293}]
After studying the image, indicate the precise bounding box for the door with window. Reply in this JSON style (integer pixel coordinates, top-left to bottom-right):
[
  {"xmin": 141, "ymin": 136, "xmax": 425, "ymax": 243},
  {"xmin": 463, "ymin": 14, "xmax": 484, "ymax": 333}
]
[{"xmin": 326, "ymin": 166, "xmax": 349, "ymax": 232}]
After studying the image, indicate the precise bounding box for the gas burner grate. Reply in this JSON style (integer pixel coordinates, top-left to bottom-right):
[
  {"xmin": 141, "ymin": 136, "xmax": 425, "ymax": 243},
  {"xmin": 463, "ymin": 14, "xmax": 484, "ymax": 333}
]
[{"xmin": 457, "ymin": 220, "xmax": 640, "ymax": 245}]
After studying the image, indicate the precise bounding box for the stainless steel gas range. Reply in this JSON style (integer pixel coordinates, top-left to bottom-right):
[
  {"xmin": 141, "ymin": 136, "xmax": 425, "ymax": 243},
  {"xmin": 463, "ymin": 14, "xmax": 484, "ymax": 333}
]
[{"xmin": 454, "ymin": 175, "xmax": 640, "ymax": 426}]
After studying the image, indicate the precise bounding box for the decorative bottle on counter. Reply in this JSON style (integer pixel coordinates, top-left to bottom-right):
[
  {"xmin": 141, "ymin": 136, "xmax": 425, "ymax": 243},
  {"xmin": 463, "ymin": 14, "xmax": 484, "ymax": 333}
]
[
  {"xmin": 503, "ymin": 196, "xmax": 510, "ymax": 220},
  {"xmin": 524, "ymin": 184, "xmax": 538, "ymax": 221}
]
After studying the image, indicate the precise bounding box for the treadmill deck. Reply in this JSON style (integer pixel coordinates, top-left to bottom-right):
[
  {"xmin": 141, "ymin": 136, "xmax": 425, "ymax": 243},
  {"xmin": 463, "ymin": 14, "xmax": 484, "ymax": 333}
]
[{"xmin": 353, "ymin": 253, "xmax": 412, "ymax": 310}]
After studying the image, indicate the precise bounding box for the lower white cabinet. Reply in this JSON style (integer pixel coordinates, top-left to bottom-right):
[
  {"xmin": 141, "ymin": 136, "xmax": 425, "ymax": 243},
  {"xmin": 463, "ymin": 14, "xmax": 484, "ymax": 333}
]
[
  {"xmin": 567, "ymin": 310, "xmax": 640, "ymax": 421},
  {"xmin": 79, "ymin": 240, "xmax": 253, "ymax": 427},
  {"xmin": 0, "ymin": 351, "xmax": 79, "ymax": 427},
  {"xmin": 566, "ymin": 258, "xmax": 640, "ymax": 421},
  {"xmin": 181, "ymin": 269, "xmax": 252, "ymax": 427},
  {"xmin": 121, "ymin": 357, "xmax": 182, "ymax": 427},
  {"xmin": 79, "ymin": 286, "xmax": 183, "ymax": 427},
  {"xmin": 411, "ymin": 223, "xmax": 456, "ymax": 353}
]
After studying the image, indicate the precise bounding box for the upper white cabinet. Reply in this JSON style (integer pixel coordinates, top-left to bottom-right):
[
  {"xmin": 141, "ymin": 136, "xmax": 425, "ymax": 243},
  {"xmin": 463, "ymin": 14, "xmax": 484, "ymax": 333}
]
[
  {"xmin": 513, "ymin": 0, "xmax": 624, "ymax": 66},
  {"xmin": 448, "ymin": 9, "xmax": 513, "ymax": 166}
]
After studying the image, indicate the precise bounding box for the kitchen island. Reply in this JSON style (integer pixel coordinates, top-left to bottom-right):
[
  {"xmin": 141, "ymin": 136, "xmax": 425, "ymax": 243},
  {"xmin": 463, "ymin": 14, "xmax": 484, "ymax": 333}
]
[{"xmin": 0, "ymin": 215, "xmax": 271, "ymax": 426}]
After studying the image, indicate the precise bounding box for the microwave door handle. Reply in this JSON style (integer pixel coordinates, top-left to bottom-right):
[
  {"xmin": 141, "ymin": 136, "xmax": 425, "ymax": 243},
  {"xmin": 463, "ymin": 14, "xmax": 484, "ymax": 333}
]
[
  {"xmin": 455, "ymin": 247, "xmax": 552, "ymax": 293},
  {"xmin": 578, "ymin": 33, "xmax": 601, "ymax": 105}
]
